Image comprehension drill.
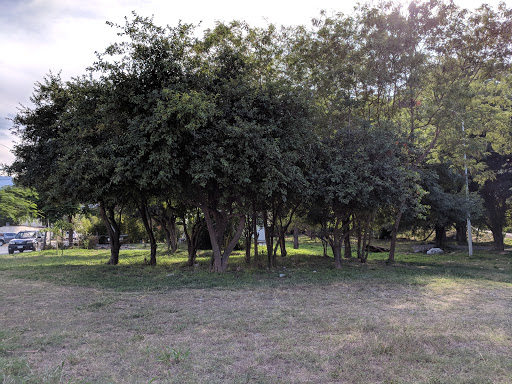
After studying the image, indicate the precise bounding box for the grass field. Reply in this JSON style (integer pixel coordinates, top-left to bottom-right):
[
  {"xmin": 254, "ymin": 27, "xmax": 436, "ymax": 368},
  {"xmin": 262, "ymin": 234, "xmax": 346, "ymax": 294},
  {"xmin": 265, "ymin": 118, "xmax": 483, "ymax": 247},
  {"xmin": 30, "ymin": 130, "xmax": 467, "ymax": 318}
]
[{"xmin": 1, "ymin": 238, "xmax": 511, "ymax": 383}]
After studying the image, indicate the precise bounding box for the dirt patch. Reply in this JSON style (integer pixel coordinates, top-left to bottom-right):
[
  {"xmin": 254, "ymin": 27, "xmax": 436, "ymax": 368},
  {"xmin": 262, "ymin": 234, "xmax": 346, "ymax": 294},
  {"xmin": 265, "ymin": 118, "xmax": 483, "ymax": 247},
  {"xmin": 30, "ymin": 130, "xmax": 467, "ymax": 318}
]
[{"xmin": 1, "ymin": 273, "xmax": 511, "ymax": 383}]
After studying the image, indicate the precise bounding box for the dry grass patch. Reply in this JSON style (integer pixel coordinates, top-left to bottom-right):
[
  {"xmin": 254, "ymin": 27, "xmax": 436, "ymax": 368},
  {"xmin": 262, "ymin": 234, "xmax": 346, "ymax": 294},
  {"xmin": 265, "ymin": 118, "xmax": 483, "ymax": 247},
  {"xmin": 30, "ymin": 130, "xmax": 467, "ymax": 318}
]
[{"xmin": 1, "ymin": 271, "xmax": 511, "ymax": 383}]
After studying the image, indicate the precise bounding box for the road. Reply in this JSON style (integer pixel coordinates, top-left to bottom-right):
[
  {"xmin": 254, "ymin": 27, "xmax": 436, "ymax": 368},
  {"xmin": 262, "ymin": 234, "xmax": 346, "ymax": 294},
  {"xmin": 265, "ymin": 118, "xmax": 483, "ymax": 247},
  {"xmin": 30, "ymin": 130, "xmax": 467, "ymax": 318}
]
[{"xmin": 0, "ymin": 244, "xmax": 37, "ymax": 255}]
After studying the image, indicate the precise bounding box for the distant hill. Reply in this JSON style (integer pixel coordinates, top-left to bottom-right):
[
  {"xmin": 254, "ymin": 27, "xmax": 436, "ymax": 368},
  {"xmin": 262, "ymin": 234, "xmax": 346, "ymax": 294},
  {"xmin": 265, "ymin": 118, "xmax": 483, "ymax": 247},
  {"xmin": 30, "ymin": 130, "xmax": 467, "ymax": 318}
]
[{"xmin": 0, "ymin": 177, "xmax": 13, "ymax": 188}]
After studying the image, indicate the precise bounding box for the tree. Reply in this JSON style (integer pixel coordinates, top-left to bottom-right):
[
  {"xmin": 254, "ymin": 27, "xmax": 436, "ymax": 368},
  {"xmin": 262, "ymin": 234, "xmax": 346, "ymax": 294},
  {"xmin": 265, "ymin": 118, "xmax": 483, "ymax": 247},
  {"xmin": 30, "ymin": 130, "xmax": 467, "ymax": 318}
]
[
  {"xmin": 417, "ymin": 164, "xmax": 483, "ymax": 248},
  {"xmin": 175, "ymin": 22, "xmax": 314, "ymax": 272},
  {"xmin": 0, "ymin": 186, "xmax": 40, "ymax": 224},
  {"xmin": 288, "ymin": 1, "xmax": 512, "ymax": 262},
  {"xmin": 310, "ymin": 123, "xmax": 406, "ymax": 268},
  {"xmin": 479, "ymin": 150, "xmax": 512, "ymax": 250},
  {"xmin": 89, "ymin": 14, "xmax": 198, "ymax": 266},
  {"xmin": 7, "ymin": 73, "xmax": 85, "ymax": 249}
]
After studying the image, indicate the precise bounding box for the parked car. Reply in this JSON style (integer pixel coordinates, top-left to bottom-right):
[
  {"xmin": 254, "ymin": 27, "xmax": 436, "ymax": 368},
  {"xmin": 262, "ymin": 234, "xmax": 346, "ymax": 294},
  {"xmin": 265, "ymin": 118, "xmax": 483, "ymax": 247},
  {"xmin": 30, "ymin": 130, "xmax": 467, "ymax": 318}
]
[
  {"xmin": 0, "ymin": 232, "xmax": 17, "ymax": 246},
  {"xmin": 8, "ymin": 231, "xmax": 42, "ymax": 254}
]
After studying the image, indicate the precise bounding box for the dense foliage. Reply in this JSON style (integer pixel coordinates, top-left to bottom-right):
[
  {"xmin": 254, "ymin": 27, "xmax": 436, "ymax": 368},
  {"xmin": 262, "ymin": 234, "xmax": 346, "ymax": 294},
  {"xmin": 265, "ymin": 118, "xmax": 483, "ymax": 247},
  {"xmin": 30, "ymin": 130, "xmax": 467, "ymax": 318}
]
[{"xmin": 7, "ymin": 1, "xmax": 512, "ymax": 270}]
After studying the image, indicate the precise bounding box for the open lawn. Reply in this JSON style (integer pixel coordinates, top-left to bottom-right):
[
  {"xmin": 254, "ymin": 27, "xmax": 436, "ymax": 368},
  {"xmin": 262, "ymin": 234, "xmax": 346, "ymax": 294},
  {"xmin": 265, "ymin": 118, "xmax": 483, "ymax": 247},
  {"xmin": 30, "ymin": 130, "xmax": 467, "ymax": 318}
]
[{"xmin": 1, "ymin": 238, "xmax": 511, "ymax": 383}]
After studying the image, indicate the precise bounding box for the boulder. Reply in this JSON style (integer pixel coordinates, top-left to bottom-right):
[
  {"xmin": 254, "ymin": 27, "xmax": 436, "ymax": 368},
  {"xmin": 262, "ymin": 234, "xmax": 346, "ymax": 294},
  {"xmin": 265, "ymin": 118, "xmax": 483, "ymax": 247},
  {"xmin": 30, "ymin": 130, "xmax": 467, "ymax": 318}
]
[{"xmin": 427, "ymin": 247, "xmax": 444, "ymax": 255}]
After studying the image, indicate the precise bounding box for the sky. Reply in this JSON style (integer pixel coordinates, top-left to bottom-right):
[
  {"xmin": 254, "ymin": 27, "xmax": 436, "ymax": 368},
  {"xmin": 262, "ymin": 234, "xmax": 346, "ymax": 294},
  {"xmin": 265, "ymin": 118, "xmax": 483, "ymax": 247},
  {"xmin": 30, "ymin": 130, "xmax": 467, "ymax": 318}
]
[{"xmin": 0, "ymin": 0, "xmax": 508, "ymax": 167}]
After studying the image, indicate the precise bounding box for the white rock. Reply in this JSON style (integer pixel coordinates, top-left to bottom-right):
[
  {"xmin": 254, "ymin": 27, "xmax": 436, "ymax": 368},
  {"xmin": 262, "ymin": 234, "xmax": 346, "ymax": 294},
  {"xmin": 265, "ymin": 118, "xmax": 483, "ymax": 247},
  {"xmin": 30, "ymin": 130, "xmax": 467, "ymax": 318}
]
[{"xmin": 427, "ymin": 248, "xmax": 444, "ymax": 255}]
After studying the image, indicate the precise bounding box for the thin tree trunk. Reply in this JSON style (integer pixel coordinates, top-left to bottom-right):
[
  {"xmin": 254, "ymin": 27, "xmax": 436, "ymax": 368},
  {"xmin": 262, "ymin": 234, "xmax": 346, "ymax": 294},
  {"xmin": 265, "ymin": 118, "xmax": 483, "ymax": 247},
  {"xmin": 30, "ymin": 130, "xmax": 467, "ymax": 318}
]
[
  {"xmin": 278, "ymin": 227, "xmax": 287, "ymax": 257},
  {"xmin": 203, "ymin": 207, "xmax": 226, "ymax": 272},
  {"xmin": 275, "ymin": 203, "xmax": 300, "ymax": 258},
  {"xmin": 322, "ymin": 239, "xmax": 329, "ymax": 258},
  {"xmin": 263, "ymin": 210, "xmax": 275, "ymax": 268},
  {"xmin": 293, "ymin": 225, "xmax": 299, "ymax": 249},
  {"xmin": 167, "ymin": 216, "xmax": 178, "ymax": 253},
  {"xmin": 434, "ymin": 224, "xmax": 446, "ymax": 248},
  {"xmin": 332, "ymin": 218, "xmax": 343, "ymax": 269},
  {"xmin": 253, "ymin": 208, "xmax": 262, "ymax": 268},
  {"xmin": 332, "ymin": 237, "xmax": 343, "ymax": 269},
  {"xmin": 67, "ymin": 215, "xmax": 73, "ymax": 248},
  {"xmin": 343, "ymin": 215, "xmax": 352, "ymax": 258},
  {"xmin": 42, "ymin": 219, "xmax": 49, "ymax": 251},
  {"xmin": 138, "ymin": 201, "xmax": 157, "ymax": 266},
  {"xmin": 183, "ymin": 221, "xmax": 194, "ymax": 266},
  {"xmin": 388, "ymin": 208, "xmax": 404, "ymax": 263},
  {"xmin": 455, "ymin": 222, "xmax": 467, "ymax": 245},
  {"xmin": 356, "ymin": 221, "xmax": 362, "ymax": 259},
  {"xmin": 183, "ymin": 216, "xmax": 205, "ymax": 267},
  {"xmin": 221, "ymin": 215, "xmax": 246, "ymax": 271},
  {"xmin": 99, "ymin": 202, "xmax": 122, "ymax": 265},
  {"xmin": 245, "ymin": 214, "xmax": 252, "ymax": 265},
  {"xmin": 159, "ymin": 219, "xmax": 172, "ymax": 253},
  {"xmin": 360, "ymin": 213, "xmax": 373, "ymax": 263}
]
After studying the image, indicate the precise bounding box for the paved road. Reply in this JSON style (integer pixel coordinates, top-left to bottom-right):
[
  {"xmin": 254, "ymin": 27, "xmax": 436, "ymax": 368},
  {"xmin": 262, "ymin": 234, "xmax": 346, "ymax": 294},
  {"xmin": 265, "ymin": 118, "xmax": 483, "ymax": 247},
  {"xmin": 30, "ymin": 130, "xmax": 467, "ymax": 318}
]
[{"xmin": 0, "ymin": 244, "xmax": 37, "ymax": 255}]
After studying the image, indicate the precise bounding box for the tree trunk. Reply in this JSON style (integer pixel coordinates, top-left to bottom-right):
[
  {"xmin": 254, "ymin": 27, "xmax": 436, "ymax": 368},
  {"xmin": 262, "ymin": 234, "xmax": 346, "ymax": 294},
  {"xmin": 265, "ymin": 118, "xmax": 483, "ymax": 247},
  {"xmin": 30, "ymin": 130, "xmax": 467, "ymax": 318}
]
[
  {"xmin": 434, "ymin": 224, "xmax": 446, "ymax": 248},
  {"xmin": 360, "ymin": 213, "xmax": 373, "ymax": 263},
  {"xmin": 275, "ymin": 203, "xmax": 300, "ymax": 258},
  {"xmin": 202, "ymin": 206, "xmax": 246, "ymax": 272},
  {"xmin": 138, "ymin": 201, "xmax": 157, "ymax": 266},
  {"xmin": 331, "ymin": 217, "xmax": 343, "ymax": 269},
  {"xmin": 455, "ymin": 222, "xmax": 467, "ymax": 245},
  {"xmin": 278, "ymin": 228, "xmax": 287, "ymax": 257},
  {"xmin": 99, "ymin": 202, "xmax": 122, "ymax": 265},
  {"xmin": 183, "ymin": 221, "xmax": 194, "ymax": 266},
  {"xmin": 67, "ymin": 215, "xmax": 73, "ymax": 248},
  {"xmin": 154, "ymin": 211, "xmax": 178, "ymax": 254},
  {"xmin": 356, "ymin": 222, "xmax": 362, "ymax": 259},
  {"xmin": 183, "ymin": 216, "xmax": 205, "ymax": 267},
  {"xmin": 203, "ymin": 208, "xmax": 226, "ymax": 272},
  {"xmin": 490, "ymin": 225, "xmax": 505, "ymax": 251},
  {"xmin": 332, "ymin": 238, "xmax": 343, "ymax": 269},
  {"xmin": 42, "ymin": 219, "xmax": 49, "ymax": 251},
  {"xmin": 244, "ymin": 214, "xmax": 252, "ymax": 265},
  {"xmin": 263, "ymin": 210, "xmax": 275, "ymax": 268},
  {"xmin": 164, "ymin": 218, "xmax": 178, "ymax": 253},
  {"xmin": 388, "ymin": 208, "xmax": 404, "ymax": 263},
  {"xmin": 167, "ymin": 216, "xmax": 178, "ymax": 253},
  {"xmin": 253, "ymin": 208, "xmax": 262, "ymax": 268},
  {"xmin": 161, "ymin": 221, "xmax": 172, "ymax": 253},
  {"xmin": 343, "ymin": 215, "xmax": 352, "ymax": 258},
  {"xmin": 293, "ymin": 225, "xmax": 299, "ymax": 249}
]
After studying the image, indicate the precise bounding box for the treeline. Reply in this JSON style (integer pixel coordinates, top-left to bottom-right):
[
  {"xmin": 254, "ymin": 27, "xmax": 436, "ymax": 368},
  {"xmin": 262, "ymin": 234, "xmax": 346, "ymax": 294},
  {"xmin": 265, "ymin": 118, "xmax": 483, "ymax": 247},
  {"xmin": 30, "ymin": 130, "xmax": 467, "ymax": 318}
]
[{"xmin": 7, "ymin": 1, "xmax": 512, "ymax": 271}]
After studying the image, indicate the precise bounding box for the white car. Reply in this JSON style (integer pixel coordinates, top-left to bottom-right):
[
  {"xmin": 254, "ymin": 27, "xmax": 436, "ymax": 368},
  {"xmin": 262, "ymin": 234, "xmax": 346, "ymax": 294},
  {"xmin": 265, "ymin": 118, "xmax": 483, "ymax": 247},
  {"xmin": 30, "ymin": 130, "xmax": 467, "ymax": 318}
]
[{"xmin": 8, "ymin": 231, "xmax": 41, "ymax": 254}]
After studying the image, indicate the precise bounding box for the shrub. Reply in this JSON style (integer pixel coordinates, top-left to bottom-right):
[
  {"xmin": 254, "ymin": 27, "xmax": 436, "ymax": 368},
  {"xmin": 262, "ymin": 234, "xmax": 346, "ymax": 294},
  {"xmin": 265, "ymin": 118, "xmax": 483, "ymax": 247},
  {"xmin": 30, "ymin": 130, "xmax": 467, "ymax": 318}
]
[{"xmin": 80, "ymin": 235, "xmax": 98, "ymax": 249}]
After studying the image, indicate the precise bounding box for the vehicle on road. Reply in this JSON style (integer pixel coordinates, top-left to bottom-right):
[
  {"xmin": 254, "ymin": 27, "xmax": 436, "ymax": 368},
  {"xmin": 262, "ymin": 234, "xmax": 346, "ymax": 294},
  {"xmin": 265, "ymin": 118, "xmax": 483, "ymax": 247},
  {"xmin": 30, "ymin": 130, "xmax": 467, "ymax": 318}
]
[
  {"xmin": 0, "ymin": 232, "xmax": 17, "ymax": 246},
  {"xmin": 8, "ymin": 231, "xmax": 41, "ymax": 254}
]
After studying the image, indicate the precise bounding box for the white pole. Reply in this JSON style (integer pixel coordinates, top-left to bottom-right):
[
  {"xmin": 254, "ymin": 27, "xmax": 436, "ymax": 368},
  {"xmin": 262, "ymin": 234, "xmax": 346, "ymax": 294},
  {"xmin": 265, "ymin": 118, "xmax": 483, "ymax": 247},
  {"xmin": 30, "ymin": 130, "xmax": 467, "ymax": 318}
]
[{"xmin": 462, "ymin": 121, "xmax": 473, "ymax": 256}]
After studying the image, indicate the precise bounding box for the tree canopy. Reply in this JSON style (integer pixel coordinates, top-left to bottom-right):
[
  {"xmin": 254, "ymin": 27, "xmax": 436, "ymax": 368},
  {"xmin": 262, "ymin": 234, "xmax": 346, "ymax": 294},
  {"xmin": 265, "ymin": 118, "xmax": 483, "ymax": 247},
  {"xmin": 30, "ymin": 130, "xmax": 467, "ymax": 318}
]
[{"xmin": 6, "ymin": 1, "xmax": 512, "ymax": 269}]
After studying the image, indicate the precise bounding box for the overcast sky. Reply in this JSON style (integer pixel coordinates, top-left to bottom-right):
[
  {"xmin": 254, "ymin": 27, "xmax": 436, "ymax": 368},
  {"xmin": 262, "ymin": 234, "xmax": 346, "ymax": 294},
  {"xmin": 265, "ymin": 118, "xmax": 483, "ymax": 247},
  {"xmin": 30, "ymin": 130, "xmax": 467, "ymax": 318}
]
[{"xmin": 0, "ymin": 0, "xmax": 507, "ymax": 167}]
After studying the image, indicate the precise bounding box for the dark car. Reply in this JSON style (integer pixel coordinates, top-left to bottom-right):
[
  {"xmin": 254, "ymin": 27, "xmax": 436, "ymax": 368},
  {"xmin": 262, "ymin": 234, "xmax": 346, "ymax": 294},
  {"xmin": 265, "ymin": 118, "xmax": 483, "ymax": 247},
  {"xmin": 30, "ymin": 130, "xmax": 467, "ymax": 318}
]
[
  {"xmin": 8, "ymin": 231, "xmax": 41, "ymax": 254},
  {"xmin": 0, "ymin": 232, "xmax": 17, "ymax": 245}
]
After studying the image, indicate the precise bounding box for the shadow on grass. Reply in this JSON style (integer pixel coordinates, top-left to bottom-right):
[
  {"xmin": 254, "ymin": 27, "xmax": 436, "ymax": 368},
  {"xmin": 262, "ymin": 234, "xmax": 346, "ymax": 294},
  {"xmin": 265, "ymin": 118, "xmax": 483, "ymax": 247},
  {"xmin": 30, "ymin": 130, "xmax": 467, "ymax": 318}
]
[{"xmin": 1, "ymin": 240, "xmax": 510, "ymax": 292}]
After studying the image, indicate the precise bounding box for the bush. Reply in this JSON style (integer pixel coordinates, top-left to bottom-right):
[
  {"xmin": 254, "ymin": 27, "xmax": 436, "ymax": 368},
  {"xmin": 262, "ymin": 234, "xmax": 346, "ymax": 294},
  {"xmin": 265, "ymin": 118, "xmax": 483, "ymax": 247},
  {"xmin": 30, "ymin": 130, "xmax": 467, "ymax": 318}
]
[{"xmin": 80, "ymin": 235, "xmax": 98, "ymax": 249}]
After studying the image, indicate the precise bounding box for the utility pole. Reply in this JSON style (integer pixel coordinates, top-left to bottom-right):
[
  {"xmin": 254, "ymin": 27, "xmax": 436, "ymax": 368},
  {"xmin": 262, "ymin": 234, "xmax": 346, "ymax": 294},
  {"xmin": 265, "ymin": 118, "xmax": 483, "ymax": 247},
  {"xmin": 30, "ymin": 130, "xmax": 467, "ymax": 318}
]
[{"xmin": 462, "ymin": 121, "xmax": 473, "ymax": 256}]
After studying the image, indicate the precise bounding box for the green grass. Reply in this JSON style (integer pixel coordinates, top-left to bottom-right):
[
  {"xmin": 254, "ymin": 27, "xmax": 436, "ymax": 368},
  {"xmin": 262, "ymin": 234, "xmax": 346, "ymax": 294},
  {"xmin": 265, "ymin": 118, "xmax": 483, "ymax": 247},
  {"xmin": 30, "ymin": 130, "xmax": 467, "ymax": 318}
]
[{"xmin": 0, "ymin": 239, "xmax": 510, "ymax": 291}]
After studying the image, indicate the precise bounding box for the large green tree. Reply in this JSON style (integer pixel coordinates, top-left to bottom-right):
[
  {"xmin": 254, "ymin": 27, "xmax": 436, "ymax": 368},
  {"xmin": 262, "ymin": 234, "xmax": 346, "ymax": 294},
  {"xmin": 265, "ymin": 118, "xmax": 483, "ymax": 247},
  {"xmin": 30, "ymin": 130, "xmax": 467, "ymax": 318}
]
[{"xmin": 0, "ymin": 186, "xmax": 39, "ymax": 224}]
